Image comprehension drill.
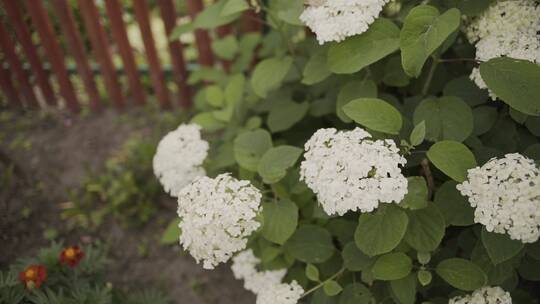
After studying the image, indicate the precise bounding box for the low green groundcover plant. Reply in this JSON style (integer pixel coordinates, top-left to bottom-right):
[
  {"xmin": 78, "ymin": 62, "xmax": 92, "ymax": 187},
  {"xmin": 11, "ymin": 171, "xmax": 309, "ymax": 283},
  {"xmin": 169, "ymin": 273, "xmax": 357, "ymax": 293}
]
[
  {"xmin": 158, "ymin": 0, "xmax": 540, "ymax": 303},
  {"xmin": 0, "ymin": 242, "xmax": 169, "ymax": 304}
]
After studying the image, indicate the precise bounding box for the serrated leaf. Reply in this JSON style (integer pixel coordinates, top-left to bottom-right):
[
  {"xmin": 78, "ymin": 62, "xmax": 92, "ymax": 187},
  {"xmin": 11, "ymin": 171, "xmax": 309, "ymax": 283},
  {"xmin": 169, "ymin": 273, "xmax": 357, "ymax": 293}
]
[
  {"xmin": 328, "ymin": 18, "xmax": 400, "ymax": 74},
  {"xmin": 400, "ymin": 6, "xmax": 461, "ymax": 77},
  {"xmin": 233, "ymin": 129, "xmax": 273, "ymax": 171},
  {"xmin": 262, "ymin": 199, "xmax": 298, "ymax": 245},
  {"xmin": 343, "ymin": 98, "xmax": 403, "ymax": 135},
  {"xmin": 480, "ymin": 58, "xmax": 540, "ymax": 116},
  {"xmin": 427, "ymin": 141, "xmax": 477, "ymax": 182},
  {"xmin": 355, "ymin": 205, "xmax": 409, "ymax": 256},
  {"xmin": 436, "ymin": 258, "xmax": 487, "ymax": 291},
  {"xmin": 481, "ymin": 228, "xmax": 524, "ymax": 265},
  {"xmin": 258, "ymin": 146, "xmax": 302, "ymax": 184},
  {"xmin": 251, "ymin": 57, "xmax": 293, "ymax": 98},
  {"xmin": 284, "ymin": 225, "xmax": 334, "ymax": 263},
  {"xmin": 372, "ymin": 253, "xmax": 413, "ymax": 281}
]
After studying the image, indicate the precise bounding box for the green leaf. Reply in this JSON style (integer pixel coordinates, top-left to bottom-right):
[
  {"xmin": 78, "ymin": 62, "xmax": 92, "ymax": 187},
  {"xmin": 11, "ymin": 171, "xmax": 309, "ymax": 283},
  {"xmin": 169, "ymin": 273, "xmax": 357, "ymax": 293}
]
[
  {"xmin": 191, "ymin": 112, "xmax": 225, "ymax": 132},
  {"xmin": 267, "ymin": 101, "xmax": 309, "ymax": 133},
  {"xmin": 413, "ymin": 96, "xmax": 474, "ymax": 142},
  {"xmin": 410, "ymin": 121, "xmax": 426, "ymax": 146},
  {"xmin": 339, "ymin": 283, "xmax": 373, "ymax": 304},
  {"xmin": 372, "ymin": 253, "xmax": 413, "ymax": 281},
  {"xmin": 276, "ymin": 1, "xmax": 303, "ymax": 25},
  {"xmin": 303, "ymin": 48, "xmax": 331, "ymax": 85},
  {"xmin": 443, "ymin": 76, "xmax": 488, "ymax": 107},
  {"xmin": 251, "ymin": 56, "xmax": 293, "ymax": 98},
  {"xmin": 342, "ymin": 243, "xmax": 374, "ymax": 272},
  {"xmin": 233, "ymin": 129, "xmax": 273, "ymax": 171},
  {"xmin": 436, "ymin": 258, "xmax": 487, "ymax": 291},
  {"xmin": 221, "ymin": 0, "xmax": 249, "ymax": 16},
  {"xmin": 427, "ymin": 141, "xmax": 477, "ymax": 182},
  {"xmin": 433, "ymin": 181, "xmax": 474, "ymax": 226},
  {"xmin": 400, "ymin": 177, "xmax": 428, "ymax": 210},
  {"xmin": 480, "ymin": 57, "xmax": 540, "ymax": 116},
  {"xmin": 390, "ymin": 274, "xmax": 417, "ymax": 304},
  {"xmin": 205, "ymin": 85, "xmax": 224, "ymax": 107},
  {"xmin": 473, "ymin": 106, "xmax": 498, "ymax": 136},
  {"xmin": 161, "ymin": 219, "xmax": 181, "ymax": 245},
  {"xmin": 306, "ymin": 264, "xmax": 320, "ymax": 282},
  {"xmin": 444, "ymin": 0, "xmax": 494, "ymax": 16},
  {"xmin": 193, "ymin": 0, "xmax": 241, "ymax": 29},
  {"xmin": 211, "ymin": 35, "xmax": 239, "ymax": 60},
  {"xmin": 404, "ymin": 204, "xmax": 446, "ymax": 252},
  {"xmin": 258, "ymin": 146, "xmax": 302, "ymax": 184},
  {"xmin": 312, "ymin": 289, "xmax": 338, "ymax": 304},
  {"xmin": 355, "ymin": 205, "xmax": 409, "ymax": 256},
  {"xmin": 336, "ymin": 80, "xmax": 377, "ymax": 123},
  {"xmin": 328, "ymin": 18, "xmax": 400, "ymax": 74},
  {"xmin": 262, "ymin": 199, "xmax": 298, "ymax": 245},
  {"xmin": 323, "ymin": 280, "xmax": 343, "ymax": 296},
  {"xmin": 383, "ymin": 56, "xmax": 410, "ymax": 87},
  {"xmin": 225, "ymin": 74, "xmax": 245, "ymax": 106},
  {"xmin": 417, "ymin": 270, "xmax": 432, "ymax": 286},
  {"xmin": 481, "ymin": 228, "xmax": 524, "ymax": 265},
  {"xmin": 343, "ymin": 98, "xmax": 403, "ymax": 135},
  {"xmin": 284, "ymin": 225, "xmax": 334, "ymax": 263},
  {"xmin": 400, "ymin": 6, "xmax": 461, "ymax": 77}
]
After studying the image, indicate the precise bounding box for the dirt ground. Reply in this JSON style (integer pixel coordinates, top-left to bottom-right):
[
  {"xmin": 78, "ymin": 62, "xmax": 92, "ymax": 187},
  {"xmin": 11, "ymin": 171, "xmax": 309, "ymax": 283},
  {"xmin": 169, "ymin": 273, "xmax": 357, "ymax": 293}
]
[{"xmin": 0, "ymin": 108, "xmax": 254, "ymax": 304}]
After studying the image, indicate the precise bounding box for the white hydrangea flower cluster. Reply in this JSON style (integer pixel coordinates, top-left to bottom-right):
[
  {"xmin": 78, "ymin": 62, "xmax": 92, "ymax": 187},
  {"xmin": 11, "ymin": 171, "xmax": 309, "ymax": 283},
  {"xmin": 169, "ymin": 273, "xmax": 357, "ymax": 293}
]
[
  {"xmin": 300, "ymin": 128, "xmax": 408, "ymax": 216},
  {"xmin": 231, "ymin": 250, "xmax": 304, "ymax": 304},
  {"xmin": 465, "ymin": 0, "xmax": 540, "ymax": 98},
  {"xmin": 449, "ymin": 286, "xmax": 512, "ymax": 304},
  {"xmin": 153, "ymin": 123, "xmax": 209, "ymax": 197},
  {"xmin": 457, "ymin": 153, "xmax": 540, "ymax": 243},
  {"xmin": 177, "ymin": 174, "xmax": 262, "ymax": 269},
  {"xmin": 300, "ymin": 0, "xmax": 390, "ymax": 44}
]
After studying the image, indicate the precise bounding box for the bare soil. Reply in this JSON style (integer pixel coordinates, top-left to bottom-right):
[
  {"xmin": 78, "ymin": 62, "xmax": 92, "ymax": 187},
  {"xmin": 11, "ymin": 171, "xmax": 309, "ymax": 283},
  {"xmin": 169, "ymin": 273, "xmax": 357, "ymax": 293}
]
[{"xmin": 0, "ymin": 108, "xmax": 253, "ymax": 304}]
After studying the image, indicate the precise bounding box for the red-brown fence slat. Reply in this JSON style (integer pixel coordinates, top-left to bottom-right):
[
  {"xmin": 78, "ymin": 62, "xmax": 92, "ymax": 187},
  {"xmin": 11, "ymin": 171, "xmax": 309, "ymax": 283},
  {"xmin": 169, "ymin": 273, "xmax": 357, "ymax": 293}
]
[
  {"xmin": 0, "ymin": 21, "xmax": 38, "ymax": 108},
  {"xmin": 157, "ymin": 0, "xmax": 191, "ymax": 108},
  {"xmin": 51, "ymin": 0, "xmax": 102, "ymax": 112},
  {"xmin": 0, "ymin": 61, "xmax": 22, "ymax": 108},
  {"xmin": 216, "ymin": 24, "xmax": 233, "ymax": 72},
  {"xmin": 78, "ymin": 0, "xmax": 125, "ymax": 110},
  {"xmin": 133, "ymin": 0, "xmax": 171, "ymax": 109},
  {"xmin": 25, "ymin": 0, "xmax": 80, "ymax": 112},
  {"xmin": 242, "ymin": 10, "xmax": 264, "ymax": 33},
  {"xmin": 186, "ymin": 0, "xmax": 214, "ymax": 66},
  {"xmin": 104, "ymin": 0, "xmax": 146, "ymax": 106},
  {"xmin": 2, "ymin": 0, "xmax": 56, "ymax": 106}
]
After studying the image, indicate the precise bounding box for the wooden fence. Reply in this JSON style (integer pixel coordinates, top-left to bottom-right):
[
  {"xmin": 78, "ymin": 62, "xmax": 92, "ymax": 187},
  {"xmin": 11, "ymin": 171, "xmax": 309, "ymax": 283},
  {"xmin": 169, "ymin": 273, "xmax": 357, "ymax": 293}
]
[{"xmin": 0, "ymin": 0, "xmax": 261, "ymax": 113}]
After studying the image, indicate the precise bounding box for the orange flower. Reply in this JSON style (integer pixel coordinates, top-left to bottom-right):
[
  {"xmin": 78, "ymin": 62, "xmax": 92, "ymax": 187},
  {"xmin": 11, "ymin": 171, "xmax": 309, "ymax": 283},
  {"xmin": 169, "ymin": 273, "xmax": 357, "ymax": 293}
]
[
  {"xmin": 19, "ymin": 265, "xmax": 47, "ymax": 289},
  {"xmin": 59, "ymin": 246, "xmax": 84, "ymax": 267}
]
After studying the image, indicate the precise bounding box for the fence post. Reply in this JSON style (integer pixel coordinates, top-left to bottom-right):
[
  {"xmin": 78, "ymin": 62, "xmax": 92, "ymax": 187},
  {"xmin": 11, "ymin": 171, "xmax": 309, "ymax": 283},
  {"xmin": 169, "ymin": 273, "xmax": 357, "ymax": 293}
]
[
  {"xmin": 51, "ymin": 0, "xmax": 102, "ymax": 112},
  {"xmin": 133, "ymin": 0, "xmax": 171, "ymax": 109},
  {"xmin": 0, "ymin": 62, "xmax": 22, "ymax": 108},
  {"xmin": 25, "ymin": 0, "xmax": 80, "ymax": 112},
  {"xmin": 78, "ymin": 0, "xmax": 125, "ymax": 110},
  {"xmin": 104, "ymin": 0, "xmax": 147, "ymax": 107},
  {"xmin": 0, "ymin": 22, "xmax": 39, "ymax": 108},
  {"xmin": 2, "ymin": 0, "xmax": 56, "ymax": 107},
  {"xmin": 158, "ymin": 0, "xmax": 192, "ymax": 108},
  {"xmin": 186, "ymin": 0, "xmax": 214, "ymax": 66}
]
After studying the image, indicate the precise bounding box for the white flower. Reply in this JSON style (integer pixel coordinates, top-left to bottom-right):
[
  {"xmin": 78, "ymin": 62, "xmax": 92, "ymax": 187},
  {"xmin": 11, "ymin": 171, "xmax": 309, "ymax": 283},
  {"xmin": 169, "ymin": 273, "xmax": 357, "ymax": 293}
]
[
  {"xmin": 465, "ymin": 0, "xmax": 540, "ymax": 97},
  {"xmin": 300, "ymin": 0, "xmax": 390, "ymax": 44},
  {"xmin": 449, "ymin": 286, "xmax": 512, "ymax": 304},
  {"xmin": 457, "ymin": 153, "xmax": 540, "ymax": 243},
  {"xmin": 231, "ymin": 250, "xmax": 304, "ymax": 304},
  {"xmin": 177, "ymin": 174, "xmax": 262, "ymax": 269},
  {"xmin": 300, "ymin": 128, "xmax": 408, "ymax": 216},
  {"xmin": 153, "ymin": 123, "xmax": 209, "ymax": 197}
]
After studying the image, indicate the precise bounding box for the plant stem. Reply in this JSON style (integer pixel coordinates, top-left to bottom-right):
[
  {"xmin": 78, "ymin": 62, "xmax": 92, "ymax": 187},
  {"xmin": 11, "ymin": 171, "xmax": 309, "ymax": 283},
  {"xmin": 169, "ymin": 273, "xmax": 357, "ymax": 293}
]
[
  {"xmin": 421, "ymin": 57, "xmax": 439, "ymax": 96},
  {"xmin": 420, "ymin": 158, "xmax": 435, "ymax": 200},
  {"xmin": 301, "ymin": 268, "xmax": 345, "ymax": 299}
]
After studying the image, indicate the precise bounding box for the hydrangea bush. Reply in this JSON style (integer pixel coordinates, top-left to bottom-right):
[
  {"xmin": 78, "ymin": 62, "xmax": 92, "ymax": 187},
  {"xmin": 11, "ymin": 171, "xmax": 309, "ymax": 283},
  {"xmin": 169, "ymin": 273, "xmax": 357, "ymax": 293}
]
[{"xmin": 160, "ymin": 0, "xmax": 540, "ymax": 303}]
